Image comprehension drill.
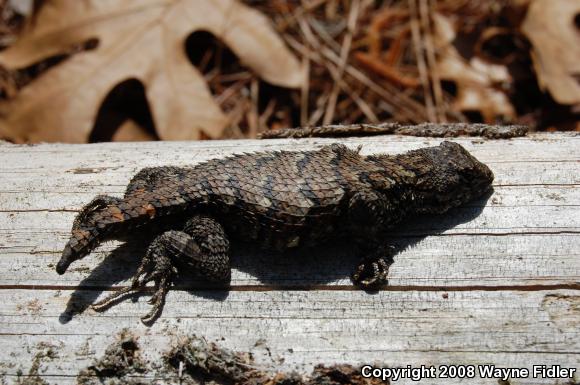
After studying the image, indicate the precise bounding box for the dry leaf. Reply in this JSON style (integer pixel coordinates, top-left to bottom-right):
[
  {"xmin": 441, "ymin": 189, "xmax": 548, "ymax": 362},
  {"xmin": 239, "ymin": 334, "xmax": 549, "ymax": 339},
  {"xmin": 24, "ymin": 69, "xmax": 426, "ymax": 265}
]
[
  {"xmin": 522, "ymin": 0, "xmax": 580, "ymax": 105},
  {"xmin": 433, "ymin": 13, "xmax": 515, "ymax": 123},
  {"xmin": 112, "ymin": 120, "xmax": 156, "ymax": 142},
  {"xmin": 0, "ymin": 0, "xmax": 302, "ymax": 143}
]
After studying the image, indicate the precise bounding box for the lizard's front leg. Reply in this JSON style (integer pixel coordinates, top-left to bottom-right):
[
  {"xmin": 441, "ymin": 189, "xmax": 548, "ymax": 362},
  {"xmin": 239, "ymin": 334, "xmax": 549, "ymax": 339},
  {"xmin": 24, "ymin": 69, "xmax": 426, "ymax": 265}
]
[
  {"xmin": 351, "ymin": 245, "xmax": 393, "ymax": 289},
  {"xmin": 347, "ymin": 190, "xmax": 395, "ymax": 289},
  {"xmin": 91, "ymin": 215, "xmax": 230, "ymax": 324}
]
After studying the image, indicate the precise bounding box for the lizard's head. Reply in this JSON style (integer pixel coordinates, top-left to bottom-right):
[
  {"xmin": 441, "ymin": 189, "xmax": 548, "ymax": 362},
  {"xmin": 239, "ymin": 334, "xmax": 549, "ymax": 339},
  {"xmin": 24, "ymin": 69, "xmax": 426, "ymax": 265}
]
[{"xmin": 409, "ymin": 141, "xmax": 494, "ymax": 213}]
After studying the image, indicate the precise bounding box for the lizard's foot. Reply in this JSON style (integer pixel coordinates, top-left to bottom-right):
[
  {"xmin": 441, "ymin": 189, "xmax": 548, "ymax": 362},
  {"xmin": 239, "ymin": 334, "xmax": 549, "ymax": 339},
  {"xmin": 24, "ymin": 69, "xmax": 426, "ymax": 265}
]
[
  {"xmin": 352, "ymin": 258, "xmax": 389, "ymax": 289},
  {"xmin": 91, "ymin": 219, "xmax": 231, "ymax": 324},
  {"xmin": 91, "ymin": 237, "xmax": 177, "ymax": 324}
]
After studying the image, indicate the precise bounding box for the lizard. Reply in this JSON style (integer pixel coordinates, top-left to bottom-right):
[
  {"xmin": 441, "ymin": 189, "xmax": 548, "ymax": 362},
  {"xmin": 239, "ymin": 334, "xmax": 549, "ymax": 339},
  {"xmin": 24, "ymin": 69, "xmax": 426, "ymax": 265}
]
[{"xmin": 56, "ymin": 141, "xmax": 494, "ymax": 323}]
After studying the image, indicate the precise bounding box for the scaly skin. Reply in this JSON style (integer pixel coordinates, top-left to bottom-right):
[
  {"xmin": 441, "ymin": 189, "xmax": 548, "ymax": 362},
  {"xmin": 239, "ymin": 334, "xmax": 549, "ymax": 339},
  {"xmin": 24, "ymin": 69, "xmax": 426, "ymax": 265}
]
[{"xmin": 56, "ymin": 142, "xmax": 493, "ymax": 323}]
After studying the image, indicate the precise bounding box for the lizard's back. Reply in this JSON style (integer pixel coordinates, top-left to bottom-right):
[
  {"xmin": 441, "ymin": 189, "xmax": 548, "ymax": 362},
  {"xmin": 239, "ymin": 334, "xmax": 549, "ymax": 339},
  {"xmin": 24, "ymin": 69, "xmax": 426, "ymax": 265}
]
[{"xmin": 143, "ymin": 144, "xmax": 368, "ymax": 249}]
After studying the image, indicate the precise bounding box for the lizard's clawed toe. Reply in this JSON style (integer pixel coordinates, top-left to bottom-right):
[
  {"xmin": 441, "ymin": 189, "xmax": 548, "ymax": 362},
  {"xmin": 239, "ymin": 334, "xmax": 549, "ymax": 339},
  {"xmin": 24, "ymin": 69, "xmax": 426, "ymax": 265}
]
[
  {"xmin": 90, "ymin": 257, "xmax": 174, "ymax": 324},
  {"xmin": 141, "ymin": 279, "xmax": 170, "ymax": 324},
  {"xmin": 352, "ymin": 258, "xmax": 389, "ymax": 289},
  {"xmin": 141, "ymin": 310, "xmax": 158, "ymax": 325},
  {"xmin": 91, "ymin": 286, "xmax": 140, "ymax": 312}
]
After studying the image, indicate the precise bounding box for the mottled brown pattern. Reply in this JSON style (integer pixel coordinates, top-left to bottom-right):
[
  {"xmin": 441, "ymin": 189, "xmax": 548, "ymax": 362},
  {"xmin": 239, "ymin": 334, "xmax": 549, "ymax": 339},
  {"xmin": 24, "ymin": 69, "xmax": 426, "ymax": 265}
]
[
  {"xmin": 56, "ymin": 142, "xmax": 493, "ymax": 323},
  {"xmin": 258, "ymin": 122, "xmax": 528, "ymax": 139}
]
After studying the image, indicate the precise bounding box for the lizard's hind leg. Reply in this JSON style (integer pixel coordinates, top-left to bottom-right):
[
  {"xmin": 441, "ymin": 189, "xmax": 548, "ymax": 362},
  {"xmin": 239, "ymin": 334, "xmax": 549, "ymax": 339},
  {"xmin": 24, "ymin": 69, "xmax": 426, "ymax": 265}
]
[
  {"xmin": 91, "ymin": 231, "xmax": 179, "ymax": 324},
  {"xmin": 91, "ymin": 215, "xmax": 230, "ymax": 324},
  {"xmin": 182, "ymin": 215, "xmax": 231, "ymax": 282}
]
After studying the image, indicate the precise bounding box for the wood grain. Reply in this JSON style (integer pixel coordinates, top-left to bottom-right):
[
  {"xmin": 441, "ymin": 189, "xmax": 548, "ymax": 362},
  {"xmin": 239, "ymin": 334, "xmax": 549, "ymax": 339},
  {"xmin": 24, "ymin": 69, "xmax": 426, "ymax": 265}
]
[{"xmin": 0, "ymin": 133, "xmax": 578, "ymax": 385}]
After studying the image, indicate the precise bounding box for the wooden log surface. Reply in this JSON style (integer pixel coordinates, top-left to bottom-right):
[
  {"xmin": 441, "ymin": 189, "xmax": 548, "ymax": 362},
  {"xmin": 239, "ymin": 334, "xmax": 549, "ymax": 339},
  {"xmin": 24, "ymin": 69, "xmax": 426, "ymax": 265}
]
[{"xmin": 0, "ymin": 133, "xmax": 578, "ymax": 384}]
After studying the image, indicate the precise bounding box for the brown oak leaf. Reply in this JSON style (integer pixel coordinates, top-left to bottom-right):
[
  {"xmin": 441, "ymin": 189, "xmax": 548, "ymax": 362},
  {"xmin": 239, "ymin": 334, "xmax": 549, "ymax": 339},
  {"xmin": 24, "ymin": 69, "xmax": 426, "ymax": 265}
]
[
  {"xmin": 433, "ymin": 13, "xmax": 515, "ymax": 123},
  {"xmin": 522, "ymin": 0, "xmax": 580, "ymax": 105},
  {"xmin": 0, "ymin": 0, "xmax": 302, "ymax": 143}
]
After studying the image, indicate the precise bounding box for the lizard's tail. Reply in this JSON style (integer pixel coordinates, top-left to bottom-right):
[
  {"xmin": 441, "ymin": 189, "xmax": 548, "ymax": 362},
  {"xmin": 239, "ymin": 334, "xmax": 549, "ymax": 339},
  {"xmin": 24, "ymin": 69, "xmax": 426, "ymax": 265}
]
[
  {"xmin": 56, "ymin": 229, "xmax": 100, "ymax": 275},
  {"xmin": 57, "ymin": 243, "xmax": 84, "ymax": 274},
  {"xmin": 56, "ymin": 199, "xmax": 159, "ymax": 274}
]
